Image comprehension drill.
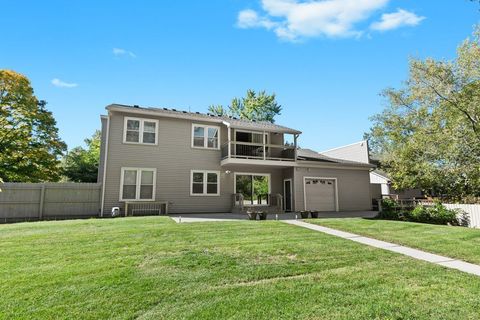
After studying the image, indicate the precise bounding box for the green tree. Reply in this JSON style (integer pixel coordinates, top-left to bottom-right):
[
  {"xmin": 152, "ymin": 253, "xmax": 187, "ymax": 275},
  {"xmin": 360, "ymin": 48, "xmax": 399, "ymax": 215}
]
[
  {"xmin": 62, "ymin": 131, "xmax": 101, "ymax": 182},
  {"xmin": 208, "ymin": 89, "xmax": 282, "ymax": 123},
  {"xmin": 0, "ymin": 70, "xmax": 66, "ymax": 182},
  {"xmin": 366, "ymin": 27, "xmax": 480, "ymax": 201}
]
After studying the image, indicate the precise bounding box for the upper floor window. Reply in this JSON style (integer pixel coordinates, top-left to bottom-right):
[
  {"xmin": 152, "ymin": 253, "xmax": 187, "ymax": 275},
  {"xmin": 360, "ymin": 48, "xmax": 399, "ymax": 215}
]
[
  {"xmin": 192, "ymin": 124, "xmax": 220, "ymax": 149},
  {"xmin": 123, "ymin": 117, "xmax": 159, "ymax": 145},
  {"xmin": 120, "ymin": 167, "xmax": 156, "ymax": 201}
]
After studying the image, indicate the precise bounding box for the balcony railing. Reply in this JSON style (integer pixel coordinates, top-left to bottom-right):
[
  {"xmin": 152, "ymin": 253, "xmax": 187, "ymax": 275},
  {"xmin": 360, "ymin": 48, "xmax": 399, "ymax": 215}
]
[
  {"xmin": 232, "ymin": 193, "xmax": 284, "ymax": 212},
  {"xmin": 221, "ymin": 141, "xmax": 295, "ymax": 161}
]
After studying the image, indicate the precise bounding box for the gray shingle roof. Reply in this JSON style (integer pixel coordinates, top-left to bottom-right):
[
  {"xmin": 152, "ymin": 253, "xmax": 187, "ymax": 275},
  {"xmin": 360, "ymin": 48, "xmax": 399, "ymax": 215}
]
[
  {"xmin": 107, "ymin": 104, "xmax": 301, "ymax": 134},
  {"xmin": 297, "ymin": 148, "xmax": 375, "ymax": 168}
]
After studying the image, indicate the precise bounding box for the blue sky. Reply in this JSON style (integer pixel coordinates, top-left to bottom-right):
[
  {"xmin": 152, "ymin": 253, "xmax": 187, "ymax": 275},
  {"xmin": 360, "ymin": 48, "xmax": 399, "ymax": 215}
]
[{"xmin": 1, "ymin": 0, "xmax": 478, "ymax": 151}]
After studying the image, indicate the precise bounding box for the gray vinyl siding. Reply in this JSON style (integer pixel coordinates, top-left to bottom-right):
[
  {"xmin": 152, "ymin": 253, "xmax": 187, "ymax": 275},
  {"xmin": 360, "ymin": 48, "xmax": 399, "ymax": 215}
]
[
  {"xmin": 293, "ymin": 166, "xmax": 371, "ymax": 211},
  {"xmin": 102, "ymin": 110, "xmax": 284, "ymax": 214},
  {"xmin": 322, "ymin": 141, "xmax": 369, "ymax": 164}
]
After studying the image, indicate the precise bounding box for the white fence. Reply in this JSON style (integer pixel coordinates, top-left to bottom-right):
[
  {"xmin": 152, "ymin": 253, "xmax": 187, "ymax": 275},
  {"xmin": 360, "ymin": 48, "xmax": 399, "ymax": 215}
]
[
  {"xmin": 442, "ymin": 203, "xmax": 480, "ymax": 229},
  {"xmin": 0, "ymin": 183, "xmax": 101, "ymax": 222}
]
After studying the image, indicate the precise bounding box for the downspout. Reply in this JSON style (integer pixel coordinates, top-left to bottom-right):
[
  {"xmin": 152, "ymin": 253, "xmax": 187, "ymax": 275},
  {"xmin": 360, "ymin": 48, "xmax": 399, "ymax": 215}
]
[
  {"xmin": 222, "ymin": 120, "xmax": 231, "ymax": 158},
  {"xmin": 100, "ymin": 113, "xmax": 111, "ymax": 217}
]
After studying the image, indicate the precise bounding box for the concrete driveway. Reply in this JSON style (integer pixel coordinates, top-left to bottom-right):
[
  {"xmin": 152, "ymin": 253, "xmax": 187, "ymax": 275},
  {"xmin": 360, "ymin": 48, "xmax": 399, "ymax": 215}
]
[{"xmin": 169, "ymin": 211, "xmax": 378, "ymax": 223}]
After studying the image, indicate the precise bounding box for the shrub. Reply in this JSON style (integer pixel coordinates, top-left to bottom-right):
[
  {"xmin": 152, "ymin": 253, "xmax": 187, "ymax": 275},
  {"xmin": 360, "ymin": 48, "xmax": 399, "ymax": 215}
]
[
  {"xmin": 427, "ymin": 202, "xmax": 458, "ymax": 225},
  {"xmin": 377, "ymin": 199, "xmax": 460, "ymax": 226},
  {"xmin": 408, "ymin": 205, "xmax": 430, "ymax": 223},
  {"xmin": 377, "ymin": 199, "xmax": 400, "ymax": 220}
]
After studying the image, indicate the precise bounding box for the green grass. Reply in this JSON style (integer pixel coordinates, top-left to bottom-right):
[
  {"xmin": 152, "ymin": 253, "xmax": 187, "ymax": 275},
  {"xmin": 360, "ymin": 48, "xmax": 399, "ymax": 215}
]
[
  {"xmin": 1, "ymin": 217, "xmax": 480, "ymax": 319},
  {"xmin": 307, "ymin": 218, "xmax": 480, "ymax": 265}
]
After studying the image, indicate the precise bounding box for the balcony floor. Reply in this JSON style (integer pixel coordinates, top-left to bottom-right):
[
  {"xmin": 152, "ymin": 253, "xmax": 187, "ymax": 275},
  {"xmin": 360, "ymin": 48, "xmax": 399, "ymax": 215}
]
[{"xmin": 220, "ymin": 157, "xmax": 297, "ymax": 168}]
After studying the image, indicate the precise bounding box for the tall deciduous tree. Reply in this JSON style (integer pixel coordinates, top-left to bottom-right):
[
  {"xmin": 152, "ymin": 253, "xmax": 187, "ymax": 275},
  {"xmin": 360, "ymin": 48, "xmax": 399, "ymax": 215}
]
[
  {"xmin": 366, "ymin": 27, "xmax": 480, "ymax": 201},
  {"xmin": 208, "ymin": 89, "xmax": 282, "ymax": 123},
  {"xmin": 62, "ymin": 131, "xmax": 100, "ymax": 182},
  {"xmin": 0, "ymin": 70, "xmax": 66, "ymax": 182}
]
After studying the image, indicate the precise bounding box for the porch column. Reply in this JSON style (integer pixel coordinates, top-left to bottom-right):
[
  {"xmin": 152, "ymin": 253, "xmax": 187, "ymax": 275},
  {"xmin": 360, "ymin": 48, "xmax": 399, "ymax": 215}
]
[
  {"xmin": 227, "ymin": 127, "xmax": 231, "ymax": 158},
  {"xmin": 263, "ymin": 130, "xmax": 266, "ymax": 160},
  {"xmin": 294, "ymin": 134, "xmax": 298, "ymax": 161}
]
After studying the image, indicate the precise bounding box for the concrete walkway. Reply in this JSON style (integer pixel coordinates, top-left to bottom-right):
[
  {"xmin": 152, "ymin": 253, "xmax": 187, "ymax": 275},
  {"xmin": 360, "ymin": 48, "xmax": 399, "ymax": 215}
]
[{"xmin": 285, "ymin": 220, "xmax": 480, "ymax": 277}]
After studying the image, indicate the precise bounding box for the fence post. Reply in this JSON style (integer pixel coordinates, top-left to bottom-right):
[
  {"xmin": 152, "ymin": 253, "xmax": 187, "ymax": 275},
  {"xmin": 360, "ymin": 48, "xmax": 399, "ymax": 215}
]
[{"xmin": 38, "ymin": 184, "xmax": 46, "ymax": 220}]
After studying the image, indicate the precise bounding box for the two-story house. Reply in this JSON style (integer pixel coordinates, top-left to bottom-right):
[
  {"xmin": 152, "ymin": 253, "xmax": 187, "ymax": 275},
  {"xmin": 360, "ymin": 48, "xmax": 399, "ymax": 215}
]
[{"xmin": 98, "ymin": 104, "xmax": 374, "ymax": 216}]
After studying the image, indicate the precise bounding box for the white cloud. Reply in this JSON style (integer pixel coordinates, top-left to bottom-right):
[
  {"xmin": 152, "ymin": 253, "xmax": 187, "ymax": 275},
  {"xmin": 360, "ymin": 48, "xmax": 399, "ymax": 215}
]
[
  {"xmin": 236, "ymin": 0, "xmax": 425, "ymax": 41},
  {"xmin": 370, "ymin": 9, "xmax": 425, "ymax": 31},
  {"xmin": 113, "ymin": 47, "xmax": 136, "ymax": 58},
  {"xmin": 51, "ymin": 78, "xmax": 78, "ymax": 88},
  {"xmin": 237, "ymin": 9, "xmax": 277, "ymax": 29}
]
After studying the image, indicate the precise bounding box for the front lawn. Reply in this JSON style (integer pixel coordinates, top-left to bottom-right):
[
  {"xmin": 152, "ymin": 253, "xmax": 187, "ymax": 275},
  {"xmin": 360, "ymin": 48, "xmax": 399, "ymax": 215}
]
[
  {"xmin": 1, "ymin": 217, "xmax": 480, "ymax": 319},
  {"xmin": 308, "ymin": 218, "xmax": 480, "ymax": 264}
]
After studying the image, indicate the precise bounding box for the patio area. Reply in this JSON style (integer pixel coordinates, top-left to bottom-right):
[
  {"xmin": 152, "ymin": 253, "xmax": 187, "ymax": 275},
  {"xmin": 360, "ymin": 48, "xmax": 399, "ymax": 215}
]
[{"xmin": 169, "ymin": 211, "xmax": 378, "ymax": 223}]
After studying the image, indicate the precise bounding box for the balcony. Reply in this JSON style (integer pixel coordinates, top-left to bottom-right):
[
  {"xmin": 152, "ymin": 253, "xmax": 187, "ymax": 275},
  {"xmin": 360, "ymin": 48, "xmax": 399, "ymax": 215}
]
[{"xmin": 221, "ymin": 141, "xmax": 296, "ymax": 166}]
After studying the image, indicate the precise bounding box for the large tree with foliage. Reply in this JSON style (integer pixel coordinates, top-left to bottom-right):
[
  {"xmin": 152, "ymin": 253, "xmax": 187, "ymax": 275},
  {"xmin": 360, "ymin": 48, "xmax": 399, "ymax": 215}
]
[
  {"xmin": 366, "ymin": 28, "xmax": 480, "ymax": 201},
  {"xmin": 208, "ymin": 89, "xmax": 282, "ymax": 123},
  {"xmin": 0, "ymin": 70, "xmax": 66, "ymax": 182},
  {"xmin": 62, "ymin": 131, "xmax": 101, "ymax": 182}
]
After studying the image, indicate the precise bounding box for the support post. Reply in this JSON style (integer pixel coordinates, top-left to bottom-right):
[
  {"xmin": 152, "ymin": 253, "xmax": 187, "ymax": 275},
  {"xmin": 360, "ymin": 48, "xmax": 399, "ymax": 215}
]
[
  {"xmin": 263, "ymin": 131, "xmax": 266, "ymax": 160},
  {"xmin": 39, "ymin": 184, "xmax": 45, "ymax": 220},
  {"xmin": 227, "ymin": 127, "xmax": 231, "ymax": 158},
  {"xmin": 294, "ymin": 134, "xmax": 298, "ymax": 161}
]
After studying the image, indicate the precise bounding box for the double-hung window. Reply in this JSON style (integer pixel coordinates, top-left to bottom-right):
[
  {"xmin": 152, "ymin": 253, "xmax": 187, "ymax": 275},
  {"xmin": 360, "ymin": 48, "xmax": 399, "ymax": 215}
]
[
  {"xmin": 190, "ymin": 170, "xmax": 220, "ymax": 196},
  {"xmin": 120, "ymin": 168, "xmax": 156, "ymax": 201},
  {"xmin": 192, "ymin": 124, "xmax": 220, "ymax": 149},
  {"xmin": 124, "ymin": 117, "xmax": 159, "ymax": 144}
]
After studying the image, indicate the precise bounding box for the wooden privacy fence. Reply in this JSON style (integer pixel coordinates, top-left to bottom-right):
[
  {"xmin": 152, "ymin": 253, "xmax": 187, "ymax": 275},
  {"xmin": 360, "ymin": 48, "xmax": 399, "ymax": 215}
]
[{"xmin": 0, "ymin": 183, "xmax": 101, "ymax": 223}]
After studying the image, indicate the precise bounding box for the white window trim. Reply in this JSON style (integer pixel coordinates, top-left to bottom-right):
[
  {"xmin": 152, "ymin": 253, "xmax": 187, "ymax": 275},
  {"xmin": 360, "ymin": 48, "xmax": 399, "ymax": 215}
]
[
  {"xmin": 190, "ymin": 170, "xmax": 221, "ymax": 196},
  {"xmin": 302, "ymin": 176, "xmax": 339, "ymax": 212},
  {"xmin": 191, "ymin": 123, "xmax": 221, "ymax": 150},
  {"xmin": 233, "ymin": 172, "xmax": 271, "ymax": 206},
  {"xmin": 123, "ymin": 117, "xmax": 159, "ymax": 145},
  {"xmin": 119, "ymin": 167, "xmax": 157, "ymax": 201}
]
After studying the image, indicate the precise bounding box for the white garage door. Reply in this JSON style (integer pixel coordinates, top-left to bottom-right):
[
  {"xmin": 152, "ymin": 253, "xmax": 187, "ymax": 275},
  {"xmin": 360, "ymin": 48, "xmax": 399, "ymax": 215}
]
[{"xmin": 304, "ymin": 178, "xmax": 336, "ymax": 211}]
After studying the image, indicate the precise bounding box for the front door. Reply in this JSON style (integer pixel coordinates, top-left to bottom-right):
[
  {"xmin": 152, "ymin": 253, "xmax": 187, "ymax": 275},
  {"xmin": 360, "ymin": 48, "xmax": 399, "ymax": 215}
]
[{"xmin": 283, "ymin": 179, "xmax": 292, "ymax": 212}]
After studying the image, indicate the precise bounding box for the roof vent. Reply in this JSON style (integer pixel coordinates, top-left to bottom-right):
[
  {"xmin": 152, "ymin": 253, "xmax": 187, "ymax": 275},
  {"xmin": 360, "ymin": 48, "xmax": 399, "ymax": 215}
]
[
  {"xmin": 182, "ymin": 111, "xmax": 187, "ymax": 114},
  {"xmin": 163, "ymin": 108, "xmax": 168, "ymax": 110},
  {"xmin": 172, "ymin": 109, "xmax": 177, "ymax": 112},
  {"xmin": 133, "ymin": 105, "xmax": 139, "ymax": 108}
]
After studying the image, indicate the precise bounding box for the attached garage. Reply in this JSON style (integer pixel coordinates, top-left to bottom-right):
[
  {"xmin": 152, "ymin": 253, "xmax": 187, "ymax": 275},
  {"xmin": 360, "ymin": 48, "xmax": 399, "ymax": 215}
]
[{"xmin": 303, "ymin": 177, "xmax": 338, "ymax": 211}]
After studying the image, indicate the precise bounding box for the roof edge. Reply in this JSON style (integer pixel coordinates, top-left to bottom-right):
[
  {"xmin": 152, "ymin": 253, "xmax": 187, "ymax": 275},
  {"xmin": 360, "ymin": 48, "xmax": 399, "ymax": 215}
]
[{"xmin": 106, "ymin": 104, "xmax": 301, "ymax": 134}]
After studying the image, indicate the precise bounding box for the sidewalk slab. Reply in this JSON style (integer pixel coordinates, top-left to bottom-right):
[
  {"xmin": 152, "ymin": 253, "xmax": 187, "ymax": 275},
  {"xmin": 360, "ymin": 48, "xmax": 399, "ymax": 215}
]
[
  {"xmin": 387, "ymin": 246, "xmax": 454, "ymax": 263},
  {"xmin": 350, "ymin": 236, "xmax": 399, "ymax": 249},
  {"xmin": 285, "ymin": 220, "xmax": 359, "ymax": 238},
  {"xmin": 437, "ymin": 260, "xmax": 480, "ymax": 276}
]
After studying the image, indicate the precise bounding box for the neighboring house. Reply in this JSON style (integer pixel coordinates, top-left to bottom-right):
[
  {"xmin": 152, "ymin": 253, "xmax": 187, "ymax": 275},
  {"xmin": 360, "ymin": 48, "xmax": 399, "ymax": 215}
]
[
  {"xmin": 321, "ymin": 140, "xmax": 423, "ymax": 200},
  {"xmin": 98, "ymin": 104, "xmax": 374, "ymax": 216}
]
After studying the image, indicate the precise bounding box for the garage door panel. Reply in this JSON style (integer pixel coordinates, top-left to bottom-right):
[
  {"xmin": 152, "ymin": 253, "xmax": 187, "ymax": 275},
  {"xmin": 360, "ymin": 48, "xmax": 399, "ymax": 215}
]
[{"xmin": 305, "ymin": 178, "xmax": 336, "ymax": 211}]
